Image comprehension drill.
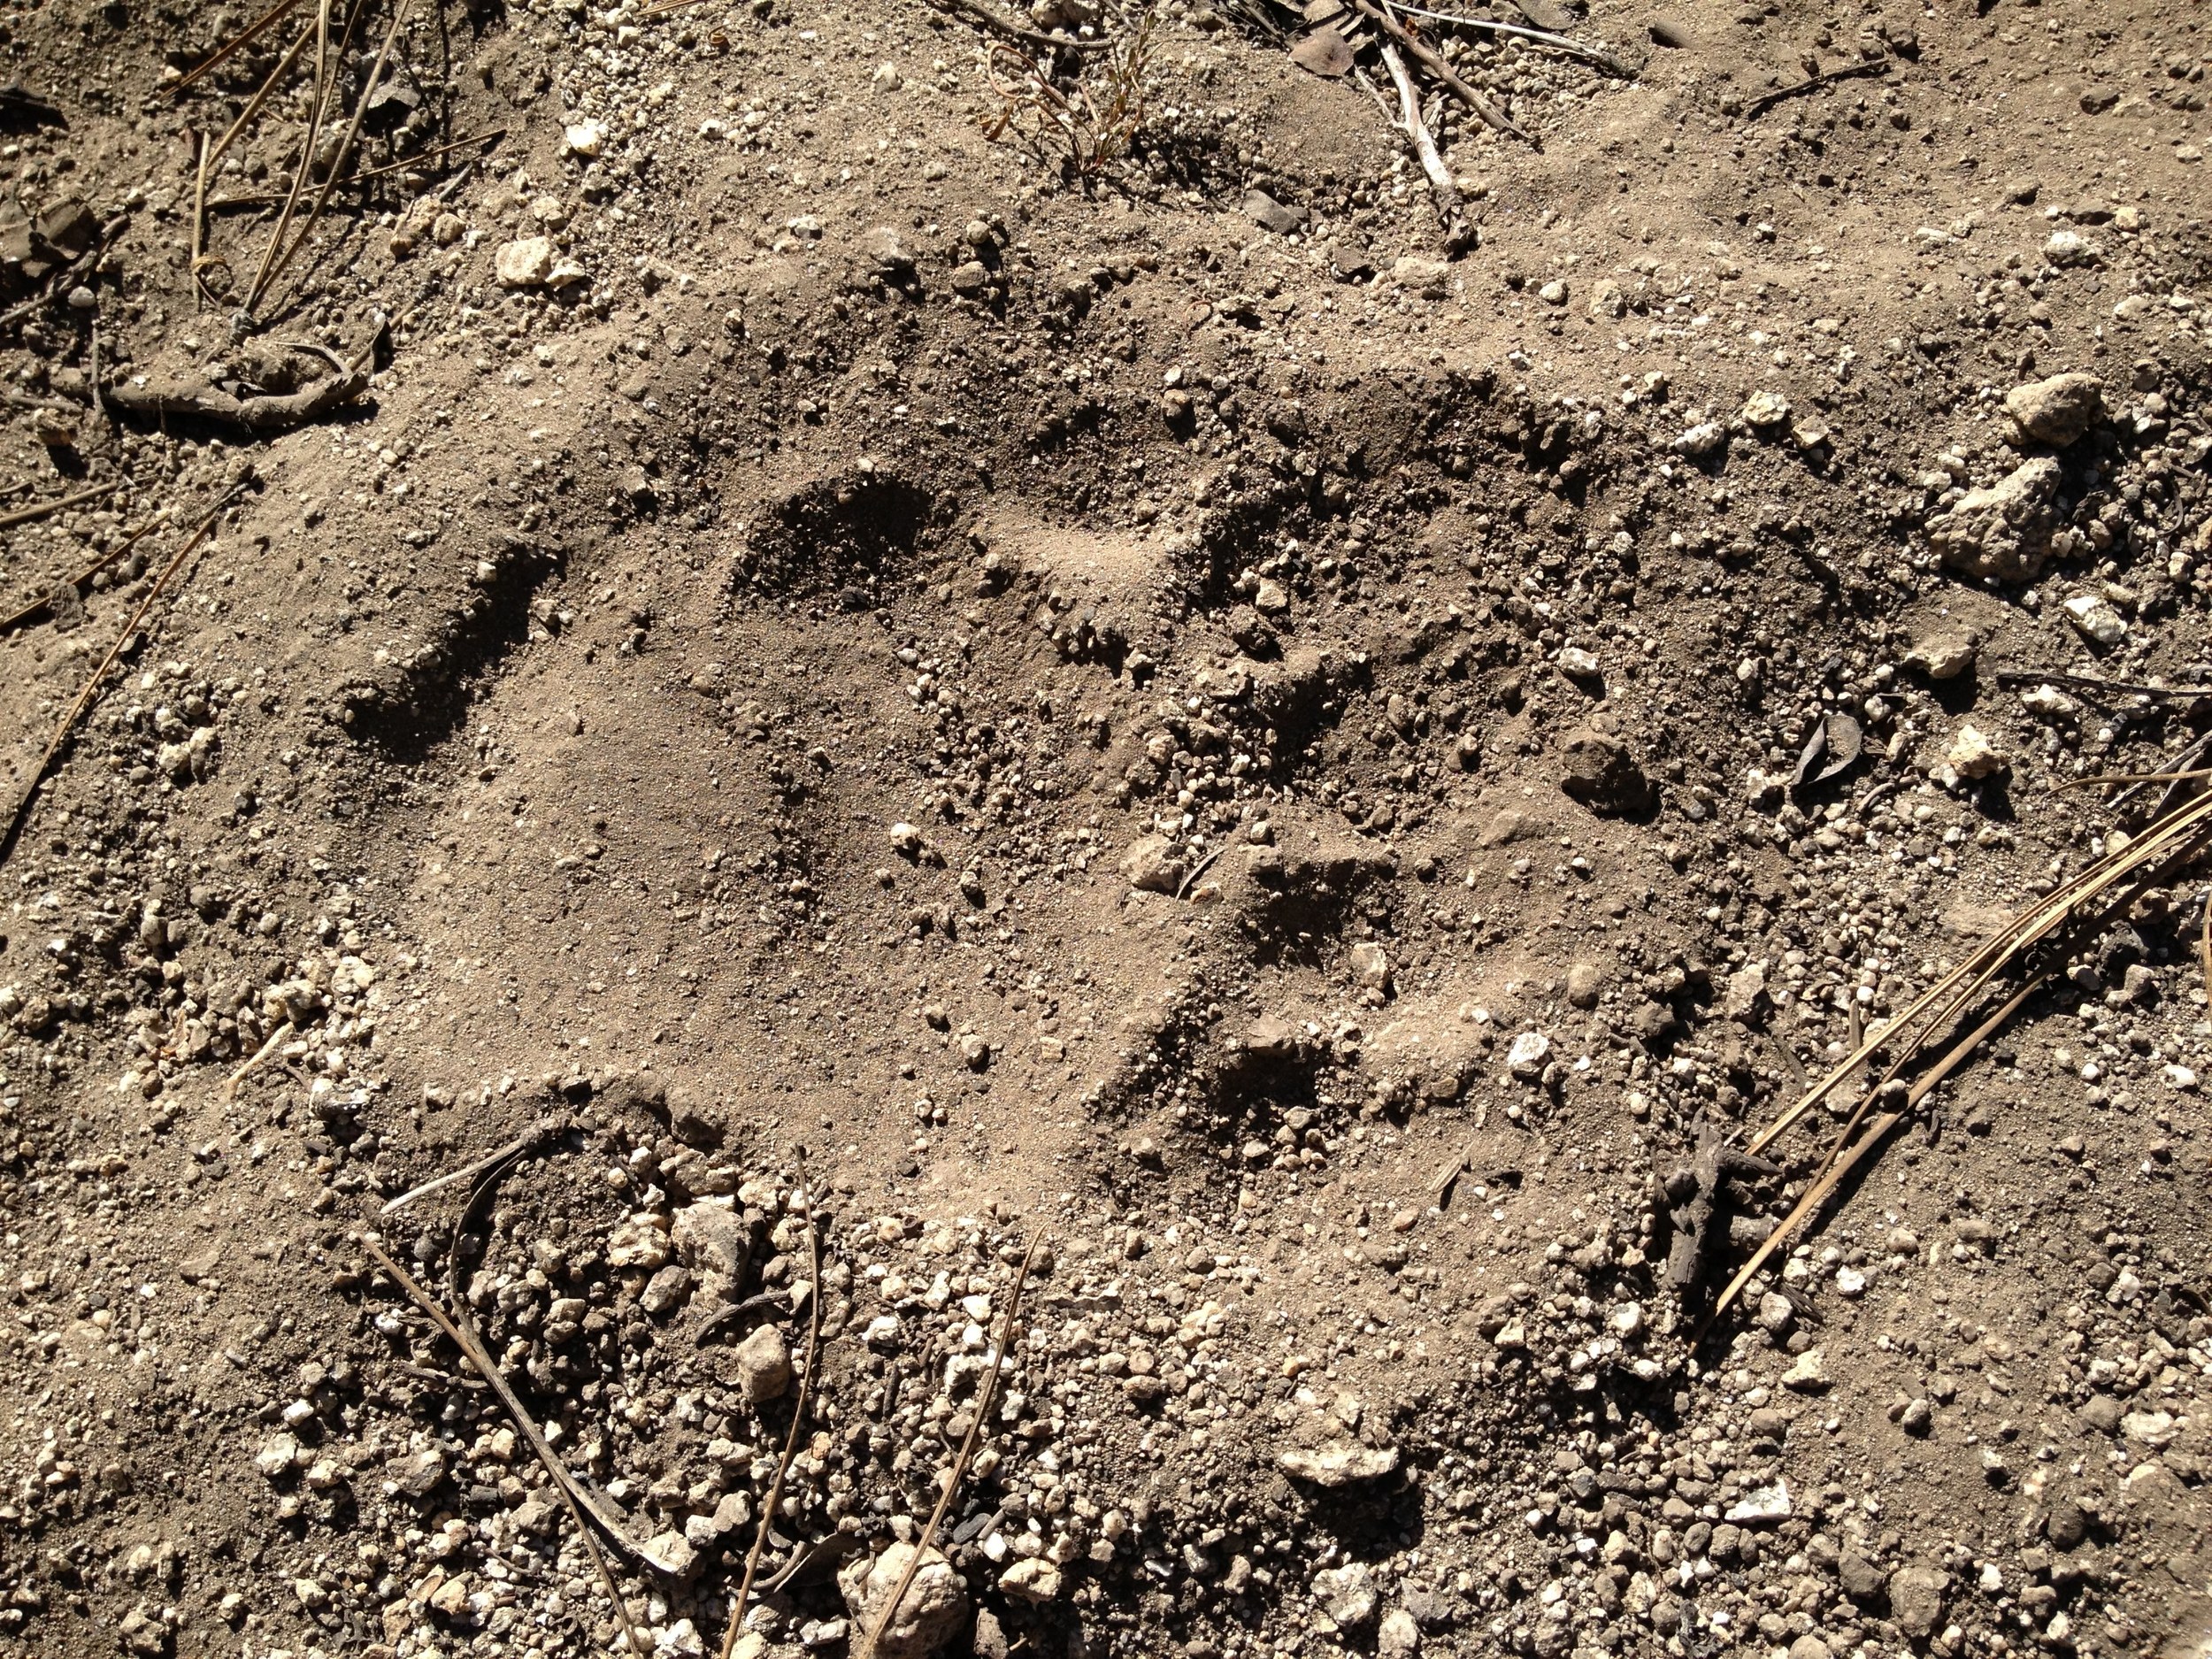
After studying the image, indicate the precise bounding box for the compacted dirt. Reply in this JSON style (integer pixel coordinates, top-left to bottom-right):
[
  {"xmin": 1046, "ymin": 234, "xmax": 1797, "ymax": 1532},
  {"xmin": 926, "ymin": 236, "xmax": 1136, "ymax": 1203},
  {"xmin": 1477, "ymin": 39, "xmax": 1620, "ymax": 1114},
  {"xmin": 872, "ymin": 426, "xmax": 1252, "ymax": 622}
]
[{"xmin": 3, "ymin": 0, "xmax": 2212, "ymax": 1656}]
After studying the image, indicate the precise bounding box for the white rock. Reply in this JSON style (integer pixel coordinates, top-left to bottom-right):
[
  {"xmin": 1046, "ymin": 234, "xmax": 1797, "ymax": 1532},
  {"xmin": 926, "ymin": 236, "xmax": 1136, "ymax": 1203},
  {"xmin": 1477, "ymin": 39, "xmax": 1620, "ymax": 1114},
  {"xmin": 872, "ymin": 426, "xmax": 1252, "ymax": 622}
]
[
  {"xmin": 1556, "ymin": 646, "xmax": 1601, "ymax": 681},
  {"xmin": 1506, "ymin": 1030, "xmax": 1551, "ymax": 1080},
  {"xmin": 1740, "ymin": 388, "xmax": 1792, "ymax": 431},
  {"xmin": 1348, "ymin": 941, "xmax": 1390, "ymax": 990},
  {"xmin": 607, "ymin": 1211, "xmax": 672, "ymax": 1270},
  {"xmin": 565, "ymin": 120, "xmax": 607, "ymax": 157},
  {"xmin": 1672, "ymin": 420, "xmax": 1726, "ymax": 457},
  {"xmin": 494, "ymin": 235, "xmax": 556, "ymax": 288},
  {"xmin": 253, "ymin": 1432, "xmax": 303, "ymax": 1477},
  {"xmin": 1943, "ymin": 725, "xmax": 2007, "ymax": 780},
  {"xmin": 838, "ymin": 1543, "xmax": 968, "ymax": 1659},
  {"xmin": 1724, "ymin": 1479, "xmax": 1792, "ymax": 1523},
  {"xmin": 733, "ymin": 1325, "xmax": 792, "ymax": 1404},
  {"xmin": 2062, "ymin": 592, "xmax": 2127, "ymax": 647}
]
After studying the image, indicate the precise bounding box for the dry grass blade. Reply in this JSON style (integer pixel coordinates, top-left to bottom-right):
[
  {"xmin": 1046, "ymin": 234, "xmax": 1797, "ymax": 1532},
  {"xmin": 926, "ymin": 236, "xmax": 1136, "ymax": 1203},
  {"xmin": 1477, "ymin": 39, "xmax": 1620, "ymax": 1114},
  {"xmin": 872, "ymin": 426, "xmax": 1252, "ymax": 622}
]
[
  {"xmin": 363, "ymin": 1239, "xmax": 652, "ymax": 1655},
  {"xmin": 222, "ymin": 1019, "xmax": 295, "ymax": 1098},
  {"xmin": 718, "ymin": 1197, "xmax": 826, "ymax": 1659},
  {"xmin": 0, "ymin": 513, "xmax": 161, "ymax": 637},
  {"xmin": 209, "ymin": 127, "xmax": 509, "ymax": 209},
  {"xmin": 1, "ymin": 491, "xmax": 235, "ymax": 869},
  {"xmin": 211, "ymin": 19, "xmax": 316, "ymax": 166},
  {"xmin": 380, "ymin": 1128, "xmax": 537, "ymax": 1214},
  {"xmin": 859, "ymin": 1232, "xmax": 1043, "ymax": 1659},
  {"xmin": 244, "ymin": 0, "xmax": 339, "ymax": 315},
  {"xmin": 0, "ymin": 480, "xmax": 117, "ymax": 531},
  {"xmin": 190, "ymin": 131, "xmax": 215, "ymax": 311},
  {"xmin": 252, "ymin": 0, "xmax": 418, "ymax": 311},
  {"xmin": 170, "ymin": 0, "xmax": 307, "ymax": 93},
  {"xmin": 2201, "ymin": 887, "xmax": 2211, "ymax": 1004},
  {"xmin": 1709, "ymin": 979, "xmax": 2040, "ymax": 1322},
  {"xmin": 1712, "ymin": 777, "xmax": 2212, "ymax": 1318},
  {"xmin": 1748, "ymin": 784, "xmax": 2212, "ymax": 1159}
]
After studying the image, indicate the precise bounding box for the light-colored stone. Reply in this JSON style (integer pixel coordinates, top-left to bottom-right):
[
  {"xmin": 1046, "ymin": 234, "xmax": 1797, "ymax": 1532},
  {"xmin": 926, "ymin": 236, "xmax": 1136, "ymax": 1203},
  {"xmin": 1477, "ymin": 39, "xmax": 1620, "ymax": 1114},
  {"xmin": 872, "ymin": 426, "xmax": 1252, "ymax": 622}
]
[
  {"xmin": 1506, "ymin": 1030, "xmax": 1551, "ymax": 1080},
  {"xmin": 494, "ymin": 235, "xmax": 556, "ymax": 288},
  {"xmin": 1564, "ymin": 962, "xmax": 1603, "ymax": 1008},
  {"xmin": 1904, "ymin": 628, "xmax": 1978, "ymax": 680},
  {"xmin": 1887, "ymin": 1565, "xmax": 1947, "ymax": 1640},
  {"xmin": 2062, "ymin": 592, "xmax": 2127, "ymax": 647},
  {"xmin": 1944, "ymin": 724, "xmax": 2007, "ymax": 780},
  {"xmin": 1780, "ymin": 1348, "xmax": 1830, "ymax": 1392},
  {"xmin": 607, "ymin": 1212, "xmax": 672, "ymax": 1270},
  {"xmin": 1925, "ymin": 457, "xmax": 2061, "ymax": 580},
  {"xmin": 2004, "ymin": 372, "xmax": 2104, "ymax": 447},
  {"xmin": 1313, "ymin": 1561, "xmax": 1379, "ymax": 1630},
  {"xmin": 838, "ymin": 1543, "xmax": 968, "ymax": 1659},
  {"xmin": 732, "ymin": 1325, "xmax": 793, "ymax": 1404},
  {"xmin": 1740, "ymin": 388, "xmax": 1792, "ymax": 431},
  {"xmin": 642, "ymin": 1530, "xmax": 700, "ymax": 1578},
  {"xmin": 1349, "ymin": 941, "xmax": 1390, "ymax": 990},
  {"xmin": 1119, "ymin": 833, "xmax": 1184, "ymax": 895},
  {"xmin": 999, "ymin": 1559, "xmax": 1061, "ymax": 1601},
  {"xmin": 1276, "ymin": 1442, "xmax": 1399, "ymax": 1486}
]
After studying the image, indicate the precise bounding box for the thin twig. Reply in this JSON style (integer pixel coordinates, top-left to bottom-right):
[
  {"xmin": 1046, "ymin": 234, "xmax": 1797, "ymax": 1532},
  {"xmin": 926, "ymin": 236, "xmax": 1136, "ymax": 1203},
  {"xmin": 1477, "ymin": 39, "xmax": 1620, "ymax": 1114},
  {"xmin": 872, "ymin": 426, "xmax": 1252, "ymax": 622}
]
[
  {"xmin": 206, "ymin": 127, "xmax": 509, "ymax": 209},
  {"xmin": 243, "ymin": 0, "xmax": 337, "ymax": 316},
  {"xmin": 1379, "ymin": 39, "xmax": 1471, "ymax": 252},
  {"xmin": 1349, "ymin": 0, "xmax": 1531, "ymax": 142},
  {"xmin": 859, "ymin": 1232, "xmax": 1042, "ymax": 1659},
  {"xmin": 1383, "ymin": 1, "xmax": 1638, "ymax": 75},
  {"xmin": 0, "ymin": 519, "xmax": 162, "ymax": 641},
  {"xmin": 0, "ymin": 481, "xmax": 118, "ymax": 531},
  {"xmin": 206, "ymin": 18, "xmax": 316, "ymax": 174},
  {"xmin": 170, "ymin": 0, "xmax": 308, "ymax": 94},
  {"xmin": 1, "ymin": 491, "xmax": 237, "ymax": 868},
  {"xmin": 254, "ymin": 0, "xmax": 417, "ymax": 313},
  {"xmin": 223, "ymin": 1019, "xmax": 295, "ymax": 1099},
  {"xmin": 1175, "ymin": 843, "xmax": 1228, "ymax": 900},
  {"xmin": 1746, "ymin": 55, "xmax": 1889, "ymax": 115},
  {"xmin": 1995, "ymin": 669, "xmax": 2212, "ymax": 703},
  {"xmin": 191, "ymin": 131, "xmax": 214, "ymax": 313},
  {"xmin": 380, "ymin": 1129, "xmax": 539, "ymax": 1214},
  {"xmin": 918, "ymin": 0, "xmax": 1112, "ymax": 53},
  {"xmin": 718, "ymin": 1195, "xmax": 826, "ymax": 1659},
  {"xmin": 363, "ymin": 1239, "xmax": 652, "ymax": 1657}
]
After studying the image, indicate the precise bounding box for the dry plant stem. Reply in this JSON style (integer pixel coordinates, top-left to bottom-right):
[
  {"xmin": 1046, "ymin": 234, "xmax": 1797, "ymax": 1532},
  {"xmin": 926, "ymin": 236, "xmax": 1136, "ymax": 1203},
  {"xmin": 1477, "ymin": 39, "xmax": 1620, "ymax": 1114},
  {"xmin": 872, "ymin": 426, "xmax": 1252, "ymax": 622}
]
[
  {"xmin": 191, "ymin": 132, "xmax": 214, "ymax": 312},
  {"xmin": 922, "ymin": 0, "xmax": 1110, "ymax": 54},
  {"xmin": 1748, "ymin": 783, "xmax": 2212, "ymax": 1158},
  {"xmin": 223, "ymin": 1020, "xmax": 295, "ymax": 1098},
  {"xmin": 208, "ymin": 20, "xmax": 316, "ymax": 174},
  {"xmin": 208, "ymin": 128, "xmax": 510, "ymax": 208},
  {"xmin": 1384, "ymin": 2, "xmax": 1636, "ymax": 75},
  {"xmin": 1, "ymin": 492, "xmax": 235, "ymax": 866},
  {"xmin": 1379, "ymin": 41, "xmax": 1470, "ymax": 250},
  {"xmin": 171, "ymin": 0, "xmax": 307, "ymax": 93},
  {"xmin": 718, "ymin": 1202, "xmax": 826, "ymax": 1659},
  {"xmin": 380, "ymin": 1129, "xmax": 537, "ymax": 1214},
  {"xmin": 0, "ymin": 519, "xmax": 162, "ymax": 641},
  {"xmin": 1714, "ymin": 782, "xmax": 2212, "ymax": 1318},
  {"xmin": 1710, "ymin": 980, "xmax": 2039, "ymax": 1320},
  {"xmin": 363, "ymin": 1240, "xmax": 652, "ymax": 1657},
  {"xmin": 246, "ymin": 0, "xmax": 337, "ymax": 313},
  {"xmin": 1747, "ymin": 55, "xmax": 1887, "ymax": 114},
  {"xmin": 861, "ymin": 1233, "xmax": 1043, "ymax": 1659},
  {"xmin": 0, "ymin": 480, "xmax": 117, "ymax": 531},
  {"xmin": 255, "ymin": 0, "xmax": 418, "ymax": 311},
  {"xmin": 1350, "ymin": 0, "xmax": 1528, "ymax": 141}
]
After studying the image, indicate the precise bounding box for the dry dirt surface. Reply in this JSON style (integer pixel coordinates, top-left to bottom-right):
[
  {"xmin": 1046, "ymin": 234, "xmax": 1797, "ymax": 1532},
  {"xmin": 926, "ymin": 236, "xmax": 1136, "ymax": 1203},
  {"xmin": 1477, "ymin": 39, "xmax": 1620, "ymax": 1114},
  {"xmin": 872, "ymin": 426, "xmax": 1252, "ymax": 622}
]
[{"xmin": 3, "ymin": 0, "xmax": 2212, "ymax": 1656}]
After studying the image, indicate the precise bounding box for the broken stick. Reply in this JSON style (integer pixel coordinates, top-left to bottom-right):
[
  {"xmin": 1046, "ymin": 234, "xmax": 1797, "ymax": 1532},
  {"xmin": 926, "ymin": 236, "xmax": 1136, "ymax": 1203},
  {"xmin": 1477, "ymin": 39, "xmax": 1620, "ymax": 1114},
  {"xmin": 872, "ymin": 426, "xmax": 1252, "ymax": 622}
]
[
  {"xmin": 102, "ymin": 369, "xmax": 368, "ymax": 434},
  {"xmin": 1349, "ymin": 0, "xmax": 1531, "ymax": 142},
  {"xmin": 1379, "ymin": 41, "xmax": 1472, "ymax": 252}
]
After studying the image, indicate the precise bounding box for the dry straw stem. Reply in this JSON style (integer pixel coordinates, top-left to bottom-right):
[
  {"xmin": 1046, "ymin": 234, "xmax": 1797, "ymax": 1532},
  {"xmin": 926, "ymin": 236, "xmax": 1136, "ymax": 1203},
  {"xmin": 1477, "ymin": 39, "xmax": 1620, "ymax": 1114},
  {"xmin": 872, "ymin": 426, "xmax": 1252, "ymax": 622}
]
[
  {"xmin": 1350, "ymin": 0, "xmax": 1529, "ymax": 142},
  {"xmin": 1378, "ymin": 39, "xmax": 1470, "ymax": 250},
  {"xmin": 1712, "ymin": 778, "xmax": 2212, "ymax": 1317},
  {"xmin": 170, "ymin": 0, "xmax": 307, "ymax": 93},
  {"xmin": 222, "ymin": 1019, "xmax": 295, "ymax": 1098},
  {"xmin": 253, "ymin": 0, "xmax": 419, "ymax": 312},
  {"xmin": 244, "ymin": 0, "xmax": 342, "ymax": 314},
  {"xmin": 859, "ymin": 1232, "xmax": 1044, "ymax": 1659},
  {"xmin": 1, "ymin": 491, "xmax": 236, "ymax": 866},
  {"xmin": 364, "ymin": 1238, "xmax": 652, "ymax": 1655},
  {"xmin": 209, "ymin": 127, "xmax": 509, "ymax": 211},
  {"xmin": 718, "ymin": 1198, "xmax": 826, "ymax": 1659},
  {"xmin": 0, "ymin": 480, "xmax": 117, "ymax": 532}
]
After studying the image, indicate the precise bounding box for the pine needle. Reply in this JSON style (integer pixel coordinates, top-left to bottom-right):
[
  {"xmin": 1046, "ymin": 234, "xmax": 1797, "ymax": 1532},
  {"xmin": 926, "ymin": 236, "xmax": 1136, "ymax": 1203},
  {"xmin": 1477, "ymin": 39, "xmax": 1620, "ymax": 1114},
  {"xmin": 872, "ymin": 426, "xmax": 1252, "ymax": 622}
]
[
  {"xmin": 718, "ymin": 1194, "xmax": 826, "ymax": 1659},
  {"xmin": 858, "ymin": 1232, "xmax": 1042, "ymax": 1659},
  {"xmin": 170, "ymin": 0, "xmax": 308, "ymax": 94}
]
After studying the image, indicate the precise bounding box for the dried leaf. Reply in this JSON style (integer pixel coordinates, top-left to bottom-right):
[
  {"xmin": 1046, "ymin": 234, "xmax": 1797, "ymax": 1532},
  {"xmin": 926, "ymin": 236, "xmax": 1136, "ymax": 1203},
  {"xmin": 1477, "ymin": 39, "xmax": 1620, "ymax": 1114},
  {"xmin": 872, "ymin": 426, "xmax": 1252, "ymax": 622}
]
[
  {"xmin": 1790, "ymin": 712, "xmax": 1863, "ymax": 790},
  {"xmin": 1292, "ymin": 25, "xmax": 1356, "ymax": 75},
  {"xmin": 1511, "ymin": 0, "xmax": 1576, "ymax": 30}
]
